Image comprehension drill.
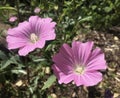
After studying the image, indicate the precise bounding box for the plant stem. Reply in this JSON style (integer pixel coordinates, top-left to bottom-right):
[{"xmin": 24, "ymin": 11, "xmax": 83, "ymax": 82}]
[
  {"xmin": 27, "ymin": 66, "xmax": 30, "ymax": 84},
  {"xmin": 16, "ymin": 0, "xmax": 20, "ymax": 22},
  {"xmin": 24, "ymin": 57, "xmax": 32, "ymax": 98}
]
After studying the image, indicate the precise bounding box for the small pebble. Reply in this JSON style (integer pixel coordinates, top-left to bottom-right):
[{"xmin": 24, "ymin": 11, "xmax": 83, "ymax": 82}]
[
  {"xmin": 51, "ymin": 93, "xmax": 57, "ymax": 98},
  {"xmin": 114, "ymin": 36, "xmax": 119, "ymax": 41}
]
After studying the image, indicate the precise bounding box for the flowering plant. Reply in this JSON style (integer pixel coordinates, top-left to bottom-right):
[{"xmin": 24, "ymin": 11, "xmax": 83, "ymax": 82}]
[
  {"xmin": 52, "ymin": 41, "xmax": 107, "ymax": 86},
  {"xmin": 7, "ymin": 16, "xmax": 56, "ymax": 56}
]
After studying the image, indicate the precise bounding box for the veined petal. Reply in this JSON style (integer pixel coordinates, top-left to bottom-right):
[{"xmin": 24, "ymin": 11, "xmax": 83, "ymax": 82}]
[
  {"xmin": 35, "ymin": 39, "xmax": 45, "ymax": 48},
  {"xmin": 53, "ymin": 53, "xmax": 73, "ymax": 74},
  {"xmin": 53, "ymin": 44, "xmax": 74, "ymax": 65},
  {"xmin": 74, "ymin": 75, "xmax": 83, "ymax": 86},
  {"xmin": 8, "ymin": 21, "xmax": 31, "ymax": 39},
  {"xmin": 39, "ymin": 22, "xmax": 56, "ymax": 33},
  {"xmin": 42, "ymin": 17, "xmax": 52, "ymax": 23},
  {"xmin": 86, "ymin": 48, "xmax": 107, "ymax": 71},
  {"xmin": 40, "ymin": 30, "xmax": 56, "ymax": 40},
  {"xmin": 18, "ymin": 44, "xmax": 36, "ymax": 56},
  {"xmin": 72, "ymin": 41, "xmax": 94, "ymax": 65},
  {"xmin": 8, "ymin": 42, "xmax": 25, "ymax": 49},
  {"xmin": 59, "ymin": 73, "xmax": 74, "ymax": 84},
  {"xmin": 52, "ymin": 64, "xmax": 74, "ymax": 84},
  {"xmin": 38, "ymin": 21, "xmax": 56, "ymax": 39},
  {"xmin": 87, "ymin": 48, "xmax": 102, "ymax": 61},
  {"xmin": 7, "ymin": 28, "xmax": 28, "ymax": 38},
  {"xmin": 81, "ymin": 71, "xmax": 102, "ymax": 86},
  {"xmin": 72, "ymin": 41, "xmax": 82, "ymax": 64},
  {"xmin": 29, "ymin": 16, "xmax": 40, "ymax": 26},
  {"xmin": 7, "ymin": 36, "xmax": 27, "ymax": 44},
  {"xmin": 18, "ymin": 21, "xmax": 32, "ymax": 36},
  {"xmin": 29, "ymin": 16, "xmax": 41, "ymax": 33}
]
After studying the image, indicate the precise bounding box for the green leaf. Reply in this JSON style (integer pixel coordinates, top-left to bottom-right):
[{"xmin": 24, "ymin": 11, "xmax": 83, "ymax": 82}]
[
  {"xmin": 11, "ymin": 69, "xmax": 27, "ymax": 75},
  {"xmin": 45, "ymin": 44, "xmax": 52, "ymax": 51},
  {"xmin": 0, "ymin": 55, "xmax": 23, "ymax": 70},
  {"xmin": 28, "ymin": 85, "xmax": 34, "ymax": 94},
  {"xmin": 41, "ymin": 75, "xmax": 56, "ymax": 90},
  {"xmin": 0, "ymin": 6, "xmax": 16, "ymax": 11},
  {"xmin": 79, "ymin": 16, "xmax": 92, "ymax": 23},
  {"xmin": 33, "ymin": 58, "xmax": 45, "ymax": 62},
  {"xmin": 91, "ymin": 5, "xmax": 97, "ymax": 10},
  {"xmin": 0, "ymin": 50, "xmax": 7, "ymax": 60},
  {"xmin": 47, "ymin": 95, "xmax": 52, "ymax": 98},
  {"xmin": 104, "ymin": 7, "xmax": 112, "ymax": 13},
  {"xmin": 0, "ymin": 60, "xmax": 12, "ymax": 70}
]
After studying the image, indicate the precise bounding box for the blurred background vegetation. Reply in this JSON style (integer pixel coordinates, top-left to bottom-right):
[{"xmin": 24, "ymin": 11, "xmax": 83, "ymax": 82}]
[
  {"xmin": 0, "ymin": 0, "xmax": 120, "ymax": 30},
  {"xmin": 0, "ymin": 0, "xmax": 120, "ymax": 98}
]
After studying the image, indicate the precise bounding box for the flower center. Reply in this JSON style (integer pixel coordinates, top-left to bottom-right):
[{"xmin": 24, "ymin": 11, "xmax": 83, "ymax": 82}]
[
  {"xmin": 30, "ymin": 33, "xmax": 39, "ymax": 43},
  {"xmin": 74, "ymin": 66, "xmax": 85, "ymax": 75}
]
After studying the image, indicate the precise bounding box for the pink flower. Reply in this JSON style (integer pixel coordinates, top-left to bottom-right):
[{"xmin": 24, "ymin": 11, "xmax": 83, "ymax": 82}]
[
  {"xmin": 52, "ymin": 41, "xmax": 107, "ymax": 86},
  {"xmin": 7, "ymin": 16, "xmax": 56, "ymax": 56},
  {"xmin": 9, "ymin": 16, "xmax": 17, "ymax": 22},
  {"xmin": 34, "ymin": 7, "xmax": 40, "ymax": 13}
]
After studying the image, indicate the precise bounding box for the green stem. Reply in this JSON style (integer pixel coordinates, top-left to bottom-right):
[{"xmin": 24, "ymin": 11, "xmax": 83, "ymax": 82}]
[
  {"xmin": 16, "ymin": 0, "xmax": 20, "ymax": 22},
  {"xmin": 27, "ymin": 66, "xmax": 30, "ymax": 84},
  {"xmin": 24, "ymin": 57, "xmax": 32, "ymax": 98}
]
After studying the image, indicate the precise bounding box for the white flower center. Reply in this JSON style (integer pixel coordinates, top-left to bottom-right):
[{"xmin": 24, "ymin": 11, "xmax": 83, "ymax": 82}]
[
  {"xmin": 30, "ymin": 33, "xmax": 39, "ymax": 43},
  {"xmin": 74, "ymin": 66, "xmax": 85, "ymax": 75}
]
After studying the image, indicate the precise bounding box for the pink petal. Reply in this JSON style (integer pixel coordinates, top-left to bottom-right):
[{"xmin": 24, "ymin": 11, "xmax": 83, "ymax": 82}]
[
  {"xmin": 7, "ymin": 36, "xmax": 27, "ymax": 43},
  {"xmin": 35, "ymin": 39, "xmax": 45, "ymax": 48},
  {"xmin": 52, "ymin": 65, "xmax": 74, "ymax": 84},
  {"xmin": 53, "ymin": 53, "xmax": 73, "ymax": 74},
  {"xmin": 34, "ymin": 20, "xmax": 42, "ymax": 35},
  {"xmin": 72, "ymin": 41, "xmax": 82, "ymax": 64},
  {"xmin": 29, "ymin": 16, "xmax": 41, "ymax": 32},
  {"xmin": 8, "ymin": 42, "xmax": 25, "ymax": 49},
  {"xmin": 72, "ymin": 41, "xmax": 94, "ymax": 65},
  {"xmin": 38, "ymin": 21, "xmax": 56, "ymax": 40},
  {"xmin": 18, "ymin": 44, "xmax": 36, "ymax": 56},
  {"xmin": 7, "ymin": 36, "xmax": 27, "ymax": 49},
  {"xmin": 18, "ymin": 39, "xmax": 45, "ymax": 56},
  {"xmin": 18, "ymin": 22, "xmax": 32, "ymax": 37},
  {"xmin": 40, "ymin": 30, "xmax": 56, "ymax": 40},
  {"xmin": 87, "ymin": 48, "xmax": 102, "ymax": 61},
  {"xmin": 8, "ymin": 21, "xmax": 31, "ymax": 39},
  {"xmin": 52, "ymin": 64, "xmax": 61, "ymax": 80},
  {"xmin": 39, "ymin": 22, "xmax": 56, "ymax": 33},
  {"xmin": 74, "ymin": 75, "xmax": 83, "ymax": 86},
  {"xmin": 29, "ymin": 16, "xmax": 39, "ymax": 24},
  {"xmin": 59, "ymin": 73, "xmax": 74, "ymax": 84},
  {"xmin": 42, "ymin": 17, "xmax": 52, "ymax": 23},
  {"xmin": 86, "ymin": 48, "xmax": 107, "ymax": 71},
  {"xmin": 53, "ymin": 54, "xmax": 73, "ymax": 72},
  {"xmin": 52, "ymin": 44, "xmax": 74, "ymax": 74},
  {"xmin": 7, "ymin": 28, "xmax": 25, "ymax": 38},
  {"xmin": 53, "ymin": 44, "xmax": 74, "ymax": 66},
  {"xmin": 81, "ymin": 71, "xmax": 102, "ymax": 86},
  {"xmin": 49, "ymin": 22, "xmax": 56, "ymax": 28}
]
